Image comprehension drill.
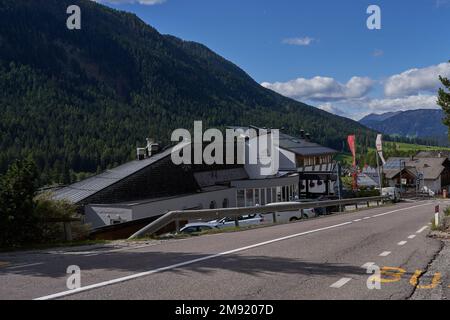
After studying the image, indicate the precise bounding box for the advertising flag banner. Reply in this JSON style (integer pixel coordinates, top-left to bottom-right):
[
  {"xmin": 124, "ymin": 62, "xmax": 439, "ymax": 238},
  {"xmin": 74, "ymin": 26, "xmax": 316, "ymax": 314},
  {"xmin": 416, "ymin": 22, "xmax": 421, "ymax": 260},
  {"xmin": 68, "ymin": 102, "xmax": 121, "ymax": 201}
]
[
  {"xmin": 376, "ymin": 134, "xmax": 386, "ymax": 165},
  {"xmin": 347, "ymin": 135, "xmax": 356, "ymax": 167}
]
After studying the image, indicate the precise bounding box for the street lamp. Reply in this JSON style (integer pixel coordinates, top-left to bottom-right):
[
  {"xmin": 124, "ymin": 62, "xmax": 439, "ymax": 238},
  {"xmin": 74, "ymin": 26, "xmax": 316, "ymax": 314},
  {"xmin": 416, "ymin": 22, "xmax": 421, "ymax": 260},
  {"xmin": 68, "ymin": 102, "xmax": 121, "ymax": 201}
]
[{"xmin": 399, "ymin": 159, "xmax": 406, "ymax": 192}]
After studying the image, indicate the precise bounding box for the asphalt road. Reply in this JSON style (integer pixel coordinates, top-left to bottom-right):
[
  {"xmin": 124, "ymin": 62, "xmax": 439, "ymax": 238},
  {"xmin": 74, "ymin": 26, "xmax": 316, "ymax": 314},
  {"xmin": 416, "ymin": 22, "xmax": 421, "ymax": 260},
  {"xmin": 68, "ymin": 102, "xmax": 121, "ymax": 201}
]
[{"xmin": 0, "ymin": 200, "xmax": 445, "ymax": 300}]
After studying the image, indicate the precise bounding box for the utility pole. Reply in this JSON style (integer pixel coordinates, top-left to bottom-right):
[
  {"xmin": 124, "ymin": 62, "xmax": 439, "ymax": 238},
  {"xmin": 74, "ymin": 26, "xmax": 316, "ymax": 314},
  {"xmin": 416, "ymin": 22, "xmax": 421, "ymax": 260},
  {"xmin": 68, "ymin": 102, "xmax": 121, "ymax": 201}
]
[{"xmin": 376, "ymin": 151, "xmax": 383, "ymax": 195}]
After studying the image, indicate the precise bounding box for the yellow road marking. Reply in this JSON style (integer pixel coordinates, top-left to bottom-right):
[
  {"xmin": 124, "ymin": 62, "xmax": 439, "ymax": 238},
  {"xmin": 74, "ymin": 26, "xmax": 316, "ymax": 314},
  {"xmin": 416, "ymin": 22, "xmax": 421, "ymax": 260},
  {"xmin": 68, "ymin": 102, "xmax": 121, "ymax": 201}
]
[
  {"xmin": 410, "ymin": 270, "xmax": 441, "ymax": 289},
  {"xmin": 369, "ymin": 267, "xmax": 406, "ymax": 284}
]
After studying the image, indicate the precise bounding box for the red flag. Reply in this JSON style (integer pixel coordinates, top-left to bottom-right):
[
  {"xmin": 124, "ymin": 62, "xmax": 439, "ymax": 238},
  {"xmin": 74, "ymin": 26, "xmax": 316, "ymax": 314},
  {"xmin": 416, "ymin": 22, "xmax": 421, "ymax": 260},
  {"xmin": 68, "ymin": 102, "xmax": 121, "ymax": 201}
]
[
  {"xmin": 347, "ymin": 135, "xmax": 358, "ymax": 190},
  {"xmin": 347, "ymin": 135, "xmax": 356, "ymax": 167}
]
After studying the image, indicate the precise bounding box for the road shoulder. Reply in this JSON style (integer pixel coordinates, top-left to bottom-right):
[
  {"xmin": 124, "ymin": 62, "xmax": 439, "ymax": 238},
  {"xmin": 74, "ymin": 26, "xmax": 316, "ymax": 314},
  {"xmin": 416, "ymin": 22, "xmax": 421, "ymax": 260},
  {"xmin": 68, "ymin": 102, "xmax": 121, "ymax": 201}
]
[{"xmin": 410, "ymin": 237, "xmax": 450, "ymax": 300}]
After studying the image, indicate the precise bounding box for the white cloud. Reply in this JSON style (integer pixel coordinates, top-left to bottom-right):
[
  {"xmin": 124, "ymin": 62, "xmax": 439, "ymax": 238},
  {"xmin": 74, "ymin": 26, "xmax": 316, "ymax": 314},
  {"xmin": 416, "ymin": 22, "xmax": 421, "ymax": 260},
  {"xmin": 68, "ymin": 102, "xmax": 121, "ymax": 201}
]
[
  {"xmin": 318, "ymin": 103, "xmax": 348, "ymax": 117},
  {"xmin": 314, "ymin": 95, "xmax": 439, "ymax": 120},
  {"xmin": 92, "ymin": 0, "xmax": 166, "ymax": 5},
  {"xmin": 366, "ymin": 94, "xmax": 439, "ymax": 113},
  {"xmin": 261, "ymin": 76, "xmax": 373, "ymax": 102},
  {"xmin": 262, "ymin": 61, "xmax": 448, "ymax": 119},
  {"xmin": 384, "ymin": 62, "xmax": 450, "ymax": 97},
  {"xmin": 435, "ymin": 0, "xmax": 450, "ymax": 8},
  {"xmin": 372, "ymin": 49, "xmax": 384, "ymax": 57},
  {"xmin": 282, "ymin": 37, "xmax": 315, "ymax": 46}
]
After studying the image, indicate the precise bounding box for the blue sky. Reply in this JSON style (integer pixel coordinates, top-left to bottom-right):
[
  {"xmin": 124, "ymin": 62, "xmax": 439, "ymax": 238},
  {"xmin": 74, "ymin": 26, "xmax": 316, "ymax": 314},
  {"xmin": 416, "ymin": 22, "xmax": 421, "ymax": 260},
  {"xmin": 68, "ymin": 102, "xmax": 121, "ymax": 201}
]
[{"xmin": 92, "ymin": 0, "xmax": 450, "ymax": 119}]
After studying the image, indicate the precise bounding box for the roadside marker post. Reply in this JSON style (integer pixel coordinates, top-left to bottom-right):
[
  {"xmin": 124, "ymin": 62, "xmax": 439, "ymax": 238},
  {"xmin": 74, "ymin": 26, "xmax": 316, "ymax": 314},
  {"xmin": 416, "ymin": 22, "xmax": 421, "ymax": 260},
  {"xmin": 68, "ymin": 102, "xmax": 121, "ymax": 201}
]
[{"xmin": 435, "ymin": 205, "xmax": 440, "ymax": 228}]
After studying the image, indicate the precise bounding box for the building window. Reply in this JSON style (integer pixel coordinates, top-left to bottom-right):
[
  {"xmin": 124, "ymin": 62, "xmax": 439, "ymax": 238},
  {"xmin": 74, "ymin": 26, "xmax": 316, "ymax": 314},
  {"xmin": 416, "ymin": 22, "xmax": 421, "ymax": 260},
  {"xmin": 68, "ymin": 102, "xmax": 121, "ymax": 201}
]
[
  {"xmin": 246, "ymin": 189, "xmax": 254, "ymax": 207},
  {"xmin": 255, "ymin": 188, "xmax": 260, "ymax": 205},
  {"xmin": 261, "ymin": 188, "xmax": 266, "ymax": 205},
  {"xmin": 237, "ymin": 189, "xmax": 245, "ymax": 207},
  {"xmin": 266, "ymin": 188, "xmax": 272, "ymax": 204},
  {"xmin": 223, "ymin": 198, "xmax": 229, "ymax": 208}
]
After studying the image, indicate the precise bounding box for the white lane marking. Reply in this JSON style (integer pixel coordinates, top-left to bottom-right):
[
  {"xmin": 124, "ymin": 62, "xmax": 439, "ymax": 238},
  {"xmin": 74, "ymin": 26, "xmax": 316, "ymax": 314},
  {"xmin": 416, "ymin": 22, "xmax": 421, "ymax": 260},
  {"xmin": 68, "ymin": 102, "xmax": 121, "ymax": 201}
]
[
  {"xmin": 371, "ymin": 202, "xmax": 431, "ymax": 218},
  {"xmin": 6, "ymin": 262, "xmax": 44, "ymax": 270},
  {"xmin": 417, "ymin": 226, "xmax": 429, "ymax": 234},
  {"xmin": 330, "ymin": 278, "xmax": 352, "ymax": 288},
  {"xmin": 408, "ymin": 235, "xmax": 416, "ymax": 239},
  {"xmin": 361, "ymin": 262, "xmax": 375, "ymax": 269},
  {"xmin": 353, "ymin": 219, "xmax": 362, "ymax": 222},
  {"xmin": 397, "ymin": 241, "xmax": 407, "ymax": 246},
  {"xmin": 363, "ymin": 217, "xmax": 371, "ymax": 220},
  {"xmin": 34, "ymin": 201, "xmax": 435, "ymax": 300},
  {"xmin": 380, "ymin": 251, "xmax": 391, "ymax": 257},
  {"xmin": 35, "ymin": 221, "xmax": 353, "ymax": 300}
]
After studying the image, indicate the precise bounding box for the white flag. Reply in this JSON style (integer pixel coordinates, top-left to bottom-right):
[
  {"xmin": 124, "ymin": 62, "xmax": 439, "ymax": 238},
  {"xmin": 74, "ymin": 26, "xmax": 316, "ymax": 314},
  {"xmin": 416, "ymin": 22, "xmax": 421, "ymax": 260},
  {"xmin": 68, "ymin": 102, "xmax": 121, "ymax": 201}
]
[{"xmin": 376, "ymin": 134, "xmax": 386, "ymax": 165}]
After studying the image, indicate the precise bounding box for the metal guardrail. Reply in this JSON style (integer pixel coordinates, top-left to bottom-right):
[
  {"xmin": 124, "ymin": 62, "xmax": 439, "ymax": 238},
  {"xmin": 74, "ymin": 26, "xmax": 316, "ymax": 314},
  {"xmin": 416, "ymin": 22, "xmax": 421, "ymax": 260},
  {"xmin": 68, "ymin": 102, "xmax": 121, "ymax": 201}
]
[{"xmin": 128, "ymin": 196, "xmax": 388, "ymax": 239}]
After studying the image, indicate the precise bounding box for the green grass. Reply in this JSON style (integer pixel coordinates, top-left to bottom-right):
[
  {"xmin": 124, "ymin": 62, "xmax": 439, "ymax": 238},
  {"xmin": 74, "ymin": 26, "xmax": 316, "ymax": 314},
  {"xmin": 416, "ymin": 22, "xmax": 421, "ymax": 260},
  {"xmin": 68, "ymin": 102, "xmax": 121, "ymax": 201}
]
[
  {"xmin": 336, "ymin": 141, "xmax": 450, "ymax": 167},
  {"xmin": 384, "ymin": 142, "xmax": 450, "ymax": 152},
  {"xmin": 334, "ymin": 153, "xmax": 353, "ymax": 165}
]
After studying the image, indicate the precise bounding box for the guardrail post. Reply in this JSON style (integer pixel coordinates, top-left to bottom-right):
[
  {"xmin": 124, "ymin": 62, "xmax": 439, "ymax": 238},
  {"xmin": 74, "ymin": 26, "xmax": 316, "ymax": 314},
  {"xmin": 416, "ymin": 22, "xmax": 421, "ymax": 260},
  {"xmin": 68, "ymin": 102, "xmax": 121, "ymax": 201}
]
[
  {"xmin": 367, "ymin": 201, "xmax": 370, "ymax": 208},
  {"xmin": 272, "ymin": 212, "xmax": 277, "ymax": 224},
  {"xmin": 355, "ymin": 203, "xmax": 358, "ymax": 210},
  {"xmin": 234, "ymin": 217, "xmax": 239, "ymax": 228},
  {"xmin": 175, "ymin": 219, "xmax": 180, "ymax": 233}
]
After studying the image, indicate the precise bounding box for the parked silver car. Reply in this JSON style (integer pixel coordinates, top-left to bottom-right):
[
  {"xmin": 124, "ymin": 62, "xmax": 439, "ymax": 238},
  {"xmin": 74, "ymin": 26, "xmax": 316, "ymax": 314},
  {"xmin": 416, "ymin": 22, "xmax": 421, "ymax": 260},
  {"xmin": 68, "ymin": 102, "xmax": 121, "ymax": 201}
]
[
  {"xmin": 262, "ymin": 202, "xmax": 317, "ymax": 223},
  {"xmin": 179, "ymin": 223, "xmax": 219, "ymax": 234},
  {"xmin": 211, "ymin": 214, "xmax": 267, "ymax": 229}
]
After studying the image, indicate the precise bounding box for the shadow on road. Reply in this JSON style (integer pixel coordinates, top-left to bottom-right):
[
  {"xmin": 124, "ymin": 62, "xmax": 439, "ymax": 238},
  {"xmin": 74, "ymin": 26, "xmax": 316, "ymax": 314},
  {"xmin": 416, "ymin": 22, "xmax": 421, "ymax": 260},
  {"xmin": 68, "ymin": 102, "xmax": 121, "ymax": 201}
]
[{"xmin": 0, "ymin": 249, "xmax": 367, "ymax": 279}]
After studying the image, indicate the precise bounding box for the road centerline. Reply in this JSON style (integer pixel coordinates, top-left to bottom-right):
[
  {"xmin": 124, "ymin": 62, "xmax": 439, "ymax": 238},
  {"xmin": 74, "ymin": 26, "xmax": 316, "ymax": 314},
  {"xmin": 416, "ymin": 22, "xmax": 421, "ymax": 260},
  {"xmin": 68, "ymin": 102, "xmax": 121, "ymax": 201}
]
[
  {"xmin": 330, "ymin": 278, "xmax": 352, "ymax": 288},
  {"xmin": 416, "ymin": 226, "xmax": 429, "ymax": 234}
]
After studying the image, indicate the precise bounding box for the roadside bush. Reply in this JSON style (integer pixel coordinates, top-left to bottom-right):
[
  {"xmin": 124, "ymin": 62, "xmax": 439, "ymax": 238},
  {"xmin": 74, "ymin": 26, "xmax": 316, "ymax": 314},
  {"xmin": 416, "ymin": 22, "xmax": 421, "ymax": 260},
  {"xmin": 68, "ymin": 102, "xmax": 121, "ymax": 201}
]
[
  {"xmin": 34, "ymin": 194, "xmax": 89, "ymax": 243},
  {"xmin": 444, "ymin": 206, "xmax": 450, "ymax": 217},
  {"xmin": 0, "ymin": 158, "xmax": 89, "ymax": 248},
  {"xmin": 355, "ymin": 187, "xmax": 380, "ymax": 198},
  {"xmin": 0, "ymin": 158, "xmax": 40, "ymax": 247}
]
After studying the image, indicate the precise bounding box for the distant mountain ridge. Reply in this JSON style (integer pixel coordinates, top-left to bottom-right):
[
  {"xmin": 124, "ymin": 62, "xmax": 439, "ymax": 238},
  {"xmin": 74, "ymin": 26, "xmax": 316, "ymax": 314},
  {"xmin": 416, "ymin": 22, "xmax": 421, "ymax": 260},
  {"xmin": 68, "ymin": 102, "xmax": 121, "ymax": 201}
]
[{"xmin": 359, "ymin": 109, "xmax": 449, "ymax": 146}]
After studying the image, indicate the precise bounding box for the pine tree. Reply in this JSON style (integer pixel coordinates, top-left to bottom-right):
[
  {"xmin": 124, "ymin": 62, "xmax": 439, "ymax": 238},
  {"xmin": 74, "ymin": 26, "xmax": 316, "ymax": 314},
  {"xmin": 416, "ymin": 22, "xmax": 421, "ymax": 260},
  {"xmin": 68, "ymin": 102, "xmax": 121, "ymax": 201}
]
[{"xmin": 438, "ymin": 64, "xmax": 450, "ymax": 140}]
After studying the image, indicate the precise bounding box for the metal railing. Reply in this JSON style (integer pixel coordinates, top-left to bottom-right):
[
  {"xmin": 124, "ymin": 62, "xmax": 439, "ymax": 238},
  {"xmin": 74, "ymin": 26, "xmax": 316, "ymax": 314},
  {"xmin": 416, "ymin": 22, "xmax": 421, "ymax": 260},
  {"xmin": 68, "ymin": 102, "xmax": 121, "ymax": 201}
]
[{"xmin": 128, "ymin": 196, "xmax": 388, "ymax": 239}]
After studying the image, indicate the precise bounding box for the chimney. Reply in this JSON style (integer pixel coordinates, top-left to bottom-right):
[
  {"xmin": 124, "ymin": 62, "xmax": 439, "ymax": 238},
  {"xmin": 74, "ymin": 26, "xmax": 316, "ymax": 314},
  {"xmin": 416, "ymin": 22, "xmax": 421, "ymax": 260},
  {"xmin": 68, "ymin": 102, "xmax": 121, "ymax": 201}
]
[
  {"xmin": 300, "ymin": 130, "xmax": 305, "ymax": 139},
  {"xmin": 137, "ymin": 138, "xmax": 160, "ymax": 160},
  {"xmin": 136, "ymin": 147, "xmax": 146, "ymax": 161},
  {"xmin": 146, "ymin": 138, "xmax": 160, "ymax": 157}
]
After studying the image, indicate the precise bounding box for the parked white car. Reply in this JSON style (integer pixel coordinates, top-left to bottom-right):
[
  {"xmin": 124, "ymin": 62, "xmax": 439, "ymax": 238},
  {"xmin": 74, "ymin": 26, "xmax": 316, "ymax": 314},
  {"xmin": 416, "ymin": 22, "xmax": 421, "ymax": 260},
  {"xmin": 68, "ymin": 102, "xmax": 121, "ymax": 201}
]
[
  {"xmin": 261, "ymin": 202, "xmax": 317, "ymax": 223},
  {"xmin": 382, "ymin": 187, "xmax": 401, "ymax": 202},
  {"xmin": 211, "ymin": 214, "xmax": 267, "ymax": 229},
  {"xmin": 421, "ymin": 186, "xmax": 435, "ymax": 197}
]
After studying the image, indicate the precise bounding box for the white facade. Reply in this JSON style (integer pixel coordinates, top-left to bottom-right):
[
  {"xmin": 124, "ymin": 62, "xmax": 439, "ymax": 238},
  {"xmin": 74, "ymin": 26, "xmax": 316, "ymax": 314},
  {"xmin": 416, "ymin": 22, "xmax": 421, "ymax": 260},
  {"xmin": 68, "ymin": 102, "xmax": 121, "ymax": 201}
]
[{"xmin": 86, "ymin": 188, "xmax": 236, "ymax": 228}]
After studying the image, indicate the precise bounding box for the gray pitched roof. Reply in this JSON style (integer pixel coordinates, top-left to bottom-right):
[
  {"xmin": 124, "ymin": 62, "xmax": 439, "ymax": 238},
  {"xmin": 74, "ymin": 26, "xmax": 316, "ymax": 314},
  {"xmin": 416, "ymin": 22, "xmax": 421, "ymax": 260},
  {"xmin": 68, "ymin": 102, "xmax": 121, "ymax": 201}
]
[
  {"xmin": 227, "ymin": 126, "xmax": 337, "ymax": 157},
  {"xmin": 278, "ymin": 133, "xmax": 337, "ymax": 156},
  {"xmin": 53, "ymin": 148, "xmax": 174, "ymax": 203},
  {"xmin": 383, "ymin": 157, "xmax": 446, "ymax": 181},
  {"xmin": 357, "ymin": 174, "xmax": 379, "ymax": 187}
]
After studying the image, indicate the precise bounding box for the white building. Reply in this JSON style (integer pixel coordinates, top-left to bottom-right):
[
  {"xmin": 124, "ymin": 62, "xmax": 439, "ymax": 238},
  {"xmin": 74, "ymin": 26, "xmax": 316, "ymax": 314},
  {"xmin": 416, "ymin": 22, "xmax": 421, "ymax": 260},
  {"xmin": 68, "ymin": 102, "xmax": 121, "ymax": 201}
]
[{"xmin": 54, "ymin": 127, "xmax": 337, "ymax": 229}]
